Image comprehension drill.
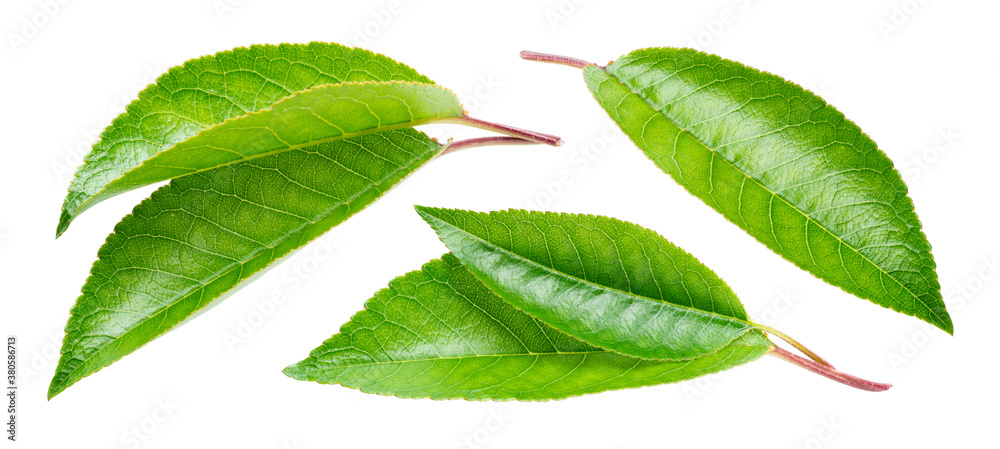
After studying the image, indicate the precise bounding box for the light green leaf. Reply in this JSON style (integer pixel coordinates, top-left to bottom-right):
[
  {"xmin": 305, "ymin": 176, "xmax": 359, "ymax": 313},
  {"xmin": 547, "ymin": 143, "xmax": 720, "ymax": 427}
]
[
  {"xmin": 49, "ymin": 129, "xmax": 442, "ymax": 399},
  {"xmin": 57, "ymin": 42, "xmax": 434, "ymax": 237},
  {"xmin": 62, "ymin": 81, "xmax": 461, "ymax": 226},
  {"xmin": 580, "ymin": 48, "xmax": 949, "ymax": 333},
  {"xmin": 284, "ymin": 254, "xmax": 771, "ymax": 401},
  {"xmin": 415, "ymin": 207, "xmax": 759, "ymax": 361}
]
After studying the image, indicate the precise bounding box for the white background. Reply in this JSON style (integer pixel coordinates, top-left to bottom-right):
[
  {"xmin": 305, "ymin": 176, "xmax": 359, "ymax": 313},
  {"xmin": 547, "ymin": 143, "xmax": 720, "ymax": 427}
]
[{"xmin": 1, "ymin": 0, "xmax": 997, "ymax": 447}]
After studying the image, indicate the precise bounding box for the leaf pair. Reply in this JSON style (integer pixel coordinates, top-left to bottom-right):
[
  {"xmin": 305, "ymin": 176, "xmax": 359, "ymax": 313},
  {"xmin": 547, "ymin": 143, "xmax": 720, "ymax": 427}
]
[
  {"xmin": 521, "ymin": 48, "xmax": 951, "ymax": 334},
  {"xmin": 50, "ymin": 43, "xmax": 560, "ymax": 398},
  {"xmin": 54, "ymin": 44, "xmax": 945, "ymax": 400},
  {"xmin": 286, "ymin": 207, "xmax": 889, "ymax": 400}
]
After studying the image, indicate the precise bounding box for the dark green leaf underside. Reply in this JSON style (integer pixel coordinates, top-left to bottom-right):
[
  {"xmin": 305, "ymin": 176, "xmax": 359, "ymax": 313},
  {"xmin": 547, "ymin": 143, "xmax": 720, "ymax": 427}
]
[
  {"xmin": 284, "ymin": 254, "xmax": 771, "ymax": 401},
  {"xmin": 584, "ymin": 47, "xmax": 949, "ymax": 333}
]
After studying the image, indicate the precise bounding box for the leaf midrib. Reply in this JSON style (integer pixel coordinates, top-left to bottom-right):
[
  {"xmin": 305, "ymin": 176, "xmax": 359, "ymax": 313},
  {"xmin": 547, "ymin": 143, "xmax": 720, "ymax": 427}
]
[{"xmin": 595, "ymin": 65, "xmax": 944, "ymax": 326}]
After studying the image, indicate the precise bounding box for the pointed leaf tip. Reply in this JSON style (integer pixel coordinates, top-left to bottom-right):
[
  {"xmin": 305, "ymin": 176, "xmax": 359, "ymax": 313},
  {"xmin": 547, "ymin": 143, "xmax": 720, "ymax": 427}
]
[
  {"xmin": 938, "ymin": 313, "xmax": 955, "ymax": 335},
  {"xmin": 281, "ymin": 364, "xmax": 300, "ymax": 379},
  {"xmin": 47, "ymin": 378, "xmax": 66, "ymax": 400},
  {"xmin": 55, "ymin": 208, "xmax": 76, "ymax": 238}
]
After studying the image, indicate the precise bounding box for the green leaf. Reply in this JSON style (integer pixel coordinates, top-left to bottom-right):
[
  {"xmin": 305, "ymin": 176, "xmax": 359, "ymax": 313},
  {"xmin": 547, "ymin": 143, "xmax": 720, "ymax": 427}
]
[
  {"xmin": 582, "ymin": 48, "xmax": 949, "ymax": 333},
  {"xmin": 49, "ymin": 128, "xmax": 443, "ymax": 399},
  {"xmin": 57, "ymin": 42, "xmax": 434, "ymax": 237},
  {"xmin": 284, "ymin": 254, "xmax": 771, "ymax": 401},
  {"xmin": 415, "ymin": 207, "xmax": 760, "ymax": 361},
  {"xmin": 62, "ymin": 81, "xmax": 460, "ymax": 226}
]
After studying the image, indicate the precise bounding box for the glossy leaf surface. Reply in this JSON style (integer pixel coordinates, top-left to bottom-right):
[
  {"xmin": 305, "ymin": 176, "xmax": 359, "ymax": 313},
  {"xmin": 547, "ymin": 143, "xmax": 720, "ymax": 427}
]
[
  {"xmin": 50, "ymin": 129, "xmax": 443, "ymax": 399},
  {"xmin": 584, "ymin": 48, "xmax": 949, "ymax": 333},
  {"xmin": 284, "ymin": 254, "xmax": 771, "ymax": 400},
  {"xmin": 416, "ymin": 207, "xmax": 759, "ymax": 361},
  {"xmin": 57, "ymin": 42, "xmax": 433, "ymax": 237},
  {"xmin": 63, "ymin": 82, "xmax": 461, "ymax": 227}
]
